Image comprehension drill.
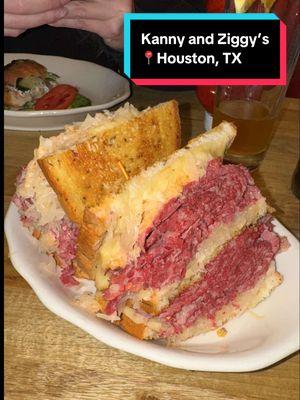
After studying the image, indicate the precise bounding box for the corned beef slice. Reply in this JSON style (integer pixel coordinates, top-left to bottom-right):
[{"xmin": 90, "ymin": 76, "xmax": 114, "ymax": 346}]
[
  {"xmin": 50, "ymin": 217, "xmax": 79, "ymax": 270},
  {"xmin": 159, "ymin": 217, "xmax": 281, "ymax": 337},
  {"xmin": 103, "ymin": 159, "xmax": 263, "ymax": 314},
  {"xmin": 49, "ymin": 217, "xmax": 79, "ymax": 286}
]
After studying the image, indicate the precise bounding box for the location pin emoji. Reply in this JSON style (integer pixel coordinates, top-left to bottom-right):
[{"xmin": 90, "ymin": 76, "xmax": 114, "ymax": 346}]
[{"xmin": 145, "ymin": 50, "xmax": 153, "ymax": 65}]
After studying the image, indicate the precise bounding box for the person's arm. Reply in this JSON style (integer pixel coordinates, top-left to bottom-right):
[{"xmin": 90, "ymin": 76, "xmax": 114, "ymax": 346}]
[{"xmin": 4, "ymin": 0, "xmax": 70, "ymax": 37}]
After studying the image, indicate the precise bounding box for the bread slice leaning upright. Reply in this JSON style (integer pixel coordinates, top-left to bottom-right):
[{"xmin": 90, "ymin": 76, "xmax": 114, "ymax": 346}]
[
  {"xmin": 77, "ymin": 121, "xmax": 285, "ymax": 341},
  {"xmin": 38, "ymin": 100, "xmax": 181, "ymax": 225}
]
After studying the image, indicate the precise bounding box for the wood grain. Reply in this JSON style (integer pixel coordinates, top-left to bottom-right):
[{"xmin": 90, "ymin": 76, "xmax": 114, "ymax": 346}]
[{"xmin": 4, "ymin": 87, "xmax": 300, "ymax": 400}]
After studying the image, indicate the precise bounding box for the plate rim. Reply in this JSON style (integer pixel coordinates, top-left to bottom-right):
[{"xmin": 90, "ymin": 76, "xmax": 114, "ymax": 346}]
[{"xmin": 4, "ymin": 202, "xmax": 300, "ymax": 372}]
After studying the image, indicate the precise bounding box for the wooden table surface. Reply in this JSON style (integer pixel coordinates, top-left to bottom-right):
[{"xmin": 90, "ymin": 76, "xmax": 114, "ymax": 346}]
[{"xmin": 4, "ymin": 87, "xmax": 300, "ymax": 400}]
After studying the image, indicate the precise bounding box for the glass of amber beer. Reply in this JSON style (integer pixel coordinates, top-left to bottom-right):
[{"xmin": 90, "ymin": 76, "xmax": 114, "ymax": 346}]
[
  {"xmin": 213, "ymin": 85, "xmax": 284, "ymax": 168},
  {"xmin": 212, "ymin": 0, "xmax": 299, "ymax": 169}
]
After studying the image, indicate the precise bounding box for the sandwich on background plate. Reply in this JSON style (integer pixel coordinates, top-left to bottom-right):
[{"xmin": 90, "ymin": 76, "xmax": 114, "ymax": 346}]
[
  {"xmin": 13, "ymin": 100, "xmax": 180, "ymax": 284},
  {"xmin": 4, "ymin": 59, "xmax": 54, "ymax": 110},
  {"xmin": 78, "ymin": 121, "xmax": 288, "ymax": 342}
]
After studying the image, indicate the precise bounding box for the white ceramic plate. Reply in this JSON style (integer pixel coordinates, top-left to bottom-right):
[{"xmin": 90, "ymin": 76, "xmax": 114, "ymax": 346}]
[
  {"xmin": 4, "ymin": 53, "xmax": 131, "ymax": 131},
  {"xmin": 5, "ymin": 203, "xmax": 300, "ymax": 372}
]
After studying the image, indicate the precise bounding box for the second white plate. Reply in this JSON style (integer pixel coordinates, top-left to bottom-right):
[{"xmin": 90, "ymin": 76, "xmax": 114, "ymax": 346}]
[{"xmin": 4, "ymin": 53, "xmax": 131, "ymax": 131}]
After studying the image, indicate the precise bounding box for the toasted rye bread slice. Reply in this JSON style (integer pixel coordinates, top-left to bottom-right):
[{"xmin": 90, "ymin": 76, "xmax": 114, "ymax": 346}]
[
  {"xmin": 117, "ymin": 263, "xmax": 282, "ymax": 341},
  {"xmin": 38, "ymin": 100, "xmax": 181, "ymax": 225}
]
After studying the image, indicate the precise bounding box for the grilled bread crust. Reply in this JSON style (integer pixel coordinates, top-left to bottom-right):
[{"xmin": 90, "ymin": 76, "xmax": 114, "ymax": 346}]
[{"xmin": 38, "ymin": 100, "xmax": 181, "ymax": 225}]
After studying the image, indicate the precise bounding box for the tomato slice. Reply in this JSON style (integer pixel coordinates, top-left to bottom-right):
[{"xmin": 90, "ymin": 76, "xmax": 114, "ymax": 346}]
[{"xmin": 34, "ymin": 84, "xmax": 78, "ymax": 110}]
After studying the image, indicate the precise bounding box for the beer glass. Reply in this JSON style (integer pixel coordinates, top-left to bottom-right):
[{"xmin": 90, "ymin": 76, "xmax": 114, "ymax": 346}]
[{"xmin": 212, "ymin": 0, "xmax": 300, "ymax": 169}]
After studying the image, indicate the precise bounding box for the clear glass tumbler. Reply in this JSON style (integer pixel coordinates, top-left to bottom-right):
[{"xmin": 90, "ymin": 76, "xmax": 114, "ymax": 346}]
[{"xmin": 212, "ymin": 0, "xmax": 300, "ymax": 169}]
